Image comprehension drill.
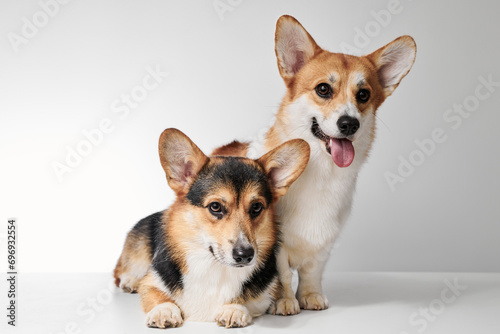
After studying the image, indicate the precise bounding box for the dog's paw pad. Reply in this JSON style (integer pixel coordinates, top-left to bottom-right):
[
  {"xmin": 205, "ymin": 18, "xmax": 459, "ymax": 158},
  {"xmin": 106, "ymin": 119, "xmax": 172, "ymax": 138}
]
[
  {"xmin": 274, "ymin": 297, "xmax": 301, "ymax": 316},
  {"xmin": 298, "ymin": 293, "xmax": 329, "ymax": 310},
  {"xmin": 215, "ymin": 304, "xmax": 252, "ymax": 328},
  {"xmin": 145, "ymin": 302, "xmax": 183, "ymax": 328}
]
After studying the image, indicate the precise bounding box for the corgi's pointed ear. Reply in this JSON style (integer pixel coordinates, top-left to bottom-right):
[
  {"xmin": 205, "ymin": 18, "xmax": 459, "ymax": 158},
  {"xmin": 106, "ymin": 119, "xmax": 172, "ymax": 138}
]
[
  {"xmin": 275, "ymin": 15, "xmax": 322, "ymax": 85},
  {"xmin": 258, "ymin": 139, "xmax": 310, "ymax": 199},
  {"xmin": 158, "ymin": 128, "xmax": 208, "ymax": 194},
  {"xmin": 366, "ymin": 35, "xmax": 416, "ymax": 97}
]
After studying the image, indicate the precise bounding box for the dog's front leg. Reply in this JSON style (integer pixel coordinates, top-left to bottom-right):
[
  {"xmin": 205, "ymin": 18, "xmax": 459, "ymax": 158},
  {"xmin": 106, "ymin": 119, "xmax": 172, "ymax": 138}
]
[
  {"xmin": 139, "ymin": 273, "xmax": 184, "ymax": 328},
  {"xmin": 215, "ymin": 304, "xmax": 252, "ymax": 328},
  {"xmin": 271, "ymin": 247, "xmax": 301, "ymax": 315},
  {"xmin": 296, "ymin": 250, "xmax": 329, "ymax": 310}
]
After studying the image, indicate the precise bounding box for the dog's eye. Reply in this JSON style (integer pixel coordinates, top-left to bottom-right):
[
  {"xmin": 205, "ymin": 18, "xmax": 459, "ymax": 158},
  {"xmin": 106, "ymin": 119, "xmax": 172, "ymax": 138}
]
[
  {"xmin": 315, "ymin": 83, "xmax": 332, "ymax": 98},
  {"xmin": 208, "ymin": 202, "xmax": 223, "ymax": 216},
  {"xmin": 356, "ymin": 89, "xmax": 370, "ymax": 103},
  {"xmin": 250, "ymin": 203, "xmax": 264, "ymax": 218}
]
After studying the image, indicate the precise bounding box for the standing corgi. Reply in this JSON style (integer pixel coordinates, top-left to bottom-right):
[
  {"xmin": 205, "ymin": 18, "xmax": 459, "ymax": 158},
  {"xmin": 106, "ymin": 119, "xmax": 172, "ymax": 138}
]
[
  {"xmin": 114, "ymin": 128, "xmax": 309, "ymax": 328},
  {"xmin": 214, "ymin": 15, "xmax": 417, "ymax": 315}
]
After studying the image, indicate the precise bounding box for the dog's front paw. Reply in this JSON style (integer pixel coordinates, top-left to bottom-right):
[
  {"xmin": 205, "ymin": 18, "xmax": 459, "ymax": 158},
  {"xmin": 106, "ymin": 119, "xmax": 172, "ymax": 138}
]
[
  {"xmin": 273, "ymin": 297, "xmax": 300, "ymax": 316},
  {"xmin": 145, "ymin": 302, "xmax": 183, "ymax": 328},
  {"xmin": 118, "ymin": 274, "xmax": 141, "ymax": 293},
  {"xmin": 298, "ymin": 293, "xmax": 329, "ymax": 310},
  {"xmin": 215, "ymin": 304, "xmax": 252, "ymax": 328}
]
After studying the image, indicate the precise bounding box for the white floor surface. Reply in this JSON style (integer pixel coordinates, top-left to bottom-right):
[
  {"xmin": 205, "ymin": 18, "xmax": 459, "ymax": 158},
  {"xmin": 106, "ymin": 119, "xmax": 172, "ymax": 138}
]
[{"xmin": 2, "ymin": 272, "xmax": 499, "ymax": 333}]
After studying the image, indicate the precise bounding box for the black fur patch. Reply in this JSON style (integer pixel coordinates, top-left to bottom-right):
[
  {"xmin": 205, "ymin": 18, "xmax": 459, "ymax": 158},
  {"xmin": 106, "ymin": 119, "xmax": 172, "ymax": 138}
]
[
  {"xmin": 187, "ymin": 157, "xmax": 272, "ymax": 207},
  {"xmin": 134, "ymin": 211, "xmax": 184, "ymax": 293},
  {"xmin": 127, "ymin": 211, "xmax": 161, "ymax": 260},
  {"xmin": 241, "ymin": 241, "xmax": 280, "ymax": 299}
]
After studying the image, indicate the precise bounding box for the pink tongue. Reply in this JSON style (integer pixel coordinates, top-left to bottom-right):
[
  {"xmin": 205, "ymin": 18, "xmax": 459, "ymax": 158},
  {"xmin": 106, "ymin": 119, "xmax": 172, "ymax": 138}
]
[{"xmin": 330, "ymin": 138, "xmax": 355, "ymax": 167}]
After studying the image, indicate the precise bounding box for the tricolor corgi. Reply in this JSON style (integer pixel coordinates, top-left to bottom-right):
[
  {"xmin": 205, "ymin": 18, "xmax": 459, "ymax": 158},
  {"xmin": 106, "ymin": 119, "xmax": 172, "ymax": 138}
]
[
  {"xmin": 114, "ymin": 128, "xmax": 309, "ymax": 328},
  {"xmin": 214, "ymin": 15, "xmax": 416, "ymax": 315}
]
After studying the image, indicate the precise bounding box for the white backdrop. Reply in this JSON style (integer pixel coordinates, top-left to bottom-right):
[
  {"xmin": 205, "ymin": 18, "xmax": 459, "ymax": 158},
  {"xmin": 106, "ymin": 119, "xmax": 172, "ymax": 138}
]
[{"xmin": 1, "ymin": 0, "xmax": 499, "ymax": 273}]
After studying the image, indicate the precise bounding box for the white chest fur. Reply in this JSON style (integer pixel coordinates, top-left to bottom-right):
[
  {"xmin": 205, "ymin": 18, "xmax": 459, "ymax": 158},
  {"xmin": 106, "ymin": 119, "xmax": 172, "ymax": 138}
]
[
  {"xmin": 278, "ymin": 154, "xmax": 358, "ymax": 248},
  {"xmin": 175, "ymin": 250, "xmax": 255, "ymax": 321},
  {"xmin": 247, "ymin": 98, "xmax": 374, "ymax": 269}
]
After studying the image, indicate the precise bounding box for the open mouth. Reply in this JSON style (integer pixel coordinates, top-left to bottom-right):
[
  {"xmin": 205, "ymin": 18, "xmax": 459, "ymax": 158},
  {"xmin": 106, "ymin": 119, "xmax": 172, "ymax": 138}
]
[{"xmin": 311, "ymin": 117, "xmax": 355, "ymax": 168}]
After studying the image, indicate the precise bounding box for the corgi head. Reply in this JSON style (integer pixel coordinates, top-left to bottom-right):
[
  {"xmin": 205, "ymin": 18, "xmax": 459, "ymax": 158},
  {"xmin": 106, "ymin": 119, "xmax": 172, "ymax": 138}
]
[
  {"xmin": 158, "ymin": 128, "xmax": 309, "ymax": 268},
  {"xmin": 273, "ymin": 15, "xmax": 416, "ymax": 168}
]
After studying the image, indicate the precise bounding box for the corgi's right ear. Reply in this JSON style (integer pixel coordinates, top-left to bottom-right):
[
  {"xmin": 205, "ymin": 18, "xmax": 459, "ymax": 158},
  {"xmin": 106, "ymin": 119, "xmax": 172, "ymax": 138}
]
[
  {"xmin": 275, "ymin": 15, "xmax": 322, "ymax": 85},
  {"xmin": 365, "ymin": 35, "xmax": 417, "ymax": 98},
  {"xmin": 258, "ymin": 139, "xmax": 310, "ymax": 200},
  {"xmin": 158, "ymin": 128, "xmax": 208, "ymax": 194}
]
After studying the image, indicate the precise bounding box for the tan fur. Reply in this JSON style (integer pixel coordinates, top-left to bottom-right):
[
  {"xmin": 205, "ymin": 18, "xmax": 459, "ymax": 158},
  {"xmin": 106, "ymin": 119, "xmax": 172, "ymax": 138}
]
[
  {"xmin": 158, "ymin": 128, "xmax": 208, "ymax": 196},
  {"xmin": 139, "ymin": 273, "xmax": 176, "ymax": 313},
  {"xmin": 114, "ymin": 128, "xmax": 310, "ymax": 327},
  {"xmin": 113, "ymin": 259, "xmax": 123, "ymax": 287},
  {"xmin": 258, "ymin": 140, "xmax": 310, "ymax": 199},
  {"xmin": 232, "ymin": 278, "xmax": 282, "ymax": 305},
  {"xmin": 266, "ymin": 47, "xmax": 387, "ymax": 156},
  {"xmin": 165, "ymin": 157, "xmax": 279, "ymax": 273},
  {"xmin": 264, "ymin": 15, "xmax": 415, "ymax": 155},
  {"xmin": 270, "ymin": 16, "xmax": 415, "ymax": 313},
  {"xmin": 212, "ymin": 140, "xmax": 249, "ymax": 157},
  {"xmin": 113, "ymin": 227, "xmax": 153, "ymax": 292},
  {"xmin": 214, "ymin": 15, "xmax": 416, "ymax": 315}
]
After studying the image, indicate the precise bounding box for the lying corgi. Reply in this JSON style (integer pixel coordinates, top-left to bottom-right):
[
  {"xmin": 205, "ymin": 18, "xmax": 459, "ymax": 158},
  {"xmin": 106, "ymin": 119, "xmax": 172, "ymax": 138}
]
[
  {"xmin": 214, "ymin": 15, "xmax": 416, "ymax": 314},
  {"xmin": 114, "ymin": 128, "xmax": 309, "ymax": 328}
]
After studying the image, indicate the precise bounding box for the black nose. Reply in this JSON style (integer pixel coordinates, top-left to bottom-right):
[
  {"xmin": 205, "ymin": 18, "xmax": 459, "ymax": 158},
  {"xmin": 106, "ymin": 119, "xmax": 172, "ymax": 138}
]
[
  {"xmin": 232, "ymin": 246, "xmax": 254, "ymax": 264},
  {"xmin": 337, "ymin": 116, "xmax": 360, "ymax": 136}
]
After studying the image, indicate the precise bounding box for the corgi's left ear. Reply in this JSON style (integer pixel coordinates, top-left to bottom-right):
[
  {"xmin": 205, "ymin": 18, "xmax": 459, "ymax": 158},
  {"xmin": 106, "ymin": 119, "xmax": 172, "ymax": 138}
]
[
  {"xmin": 258, "ymin": 139, "xmax": 310, "ymax": 199},
  {"xmin": 275, "ymin": 15, "xmax": 323, "ymax": 85},
  {"xmin": 366, "ymin": 35, "xmax": 417, "ymax": 98},
  {"xmin": 158, "ymin": 128, "xmax": 208, "ymax": 195}
]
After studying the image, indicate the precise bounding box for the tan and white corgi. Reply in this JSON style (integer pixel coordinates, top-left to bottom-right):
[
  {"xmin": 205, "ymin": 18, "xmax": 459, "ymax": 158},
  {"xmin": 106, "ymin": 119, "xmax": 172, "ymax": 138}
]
[
  {"xmin": 214, "ymin": 15, "xmax": 416, "ymax": 315},
  {"xmin": 114, "ymin": 128, "xmax": 309, "ymax": 328}
]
